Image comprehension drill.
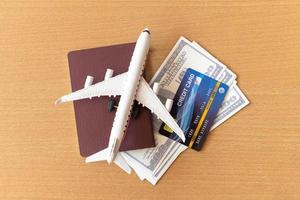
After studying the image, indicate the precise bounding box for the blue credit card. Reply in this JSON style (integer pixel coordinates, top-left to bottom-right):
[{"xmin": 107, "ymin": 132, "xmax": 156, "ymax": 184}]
[{"xmin": 159, "ymin": 68, "xmax": 229, "ymax": 151}]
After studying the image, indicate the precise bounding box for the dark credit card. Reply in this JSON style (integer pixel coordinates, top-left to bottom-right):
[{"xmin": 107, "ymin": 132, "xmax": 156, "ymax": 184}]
[{"xmin": 159, "ymin": 68, "xmax": 229, "ymax": 151}]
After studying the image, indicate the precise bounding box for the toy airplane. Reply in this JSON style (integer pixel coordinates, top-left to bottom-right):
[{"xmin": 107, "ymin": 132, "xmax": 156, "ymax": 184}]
[{"xmin": 55, "ymin": 28, "xmax": 185, "ymax": 173}]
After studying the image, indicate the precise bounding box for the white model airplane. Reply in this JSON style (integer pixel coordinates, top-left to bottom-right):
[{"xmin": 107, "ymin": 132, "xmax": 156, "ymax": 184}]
[{"xmin": 55, "ymin": 28, "xmax": 185, "ymax": 173}]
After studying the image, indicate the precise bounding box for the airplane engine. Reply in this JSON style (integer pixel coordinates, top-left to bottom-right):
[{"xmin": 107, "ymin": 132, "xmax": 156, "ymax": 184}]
[
  {"xmin": 129, "ymin": 101, "xmax": 139, "ymax": 119},
  {"xmin": 108, "ymin": 98, "xmax": 117, "ymax": 112},
  {"xmin": 84, "ymin": 75, "xmax": 94, "ymax": 88},
  {"xmin": 104, "ymin": 68, "xmax": 114, "ymax": 80},
  {"xmin": 165, "ymin": 99, "xmax": 173, "ymax": 112},
  {"xmin": 152, "ymin": 82, "xmax": 160, "ymax": 95}
]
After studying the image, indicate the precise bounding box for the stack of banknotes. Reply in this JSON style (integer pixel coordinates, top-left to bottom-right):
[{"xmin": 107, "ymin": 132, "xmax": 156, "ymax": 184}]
[{"xmin": 121, "ymin": 36, "xmax": 249, "ymax": 185}]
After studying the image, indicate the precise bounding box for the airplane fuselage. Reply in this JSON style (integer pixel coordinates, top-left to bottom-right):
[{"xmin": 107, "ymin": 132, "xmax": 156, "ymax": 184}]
[
  {"xmin": 107, "ymin": 29, "xmax": 151, "ymax": 163},
  {"xmin": 55, "ymin": 28, "xmax": 185, "ymax": 170}
]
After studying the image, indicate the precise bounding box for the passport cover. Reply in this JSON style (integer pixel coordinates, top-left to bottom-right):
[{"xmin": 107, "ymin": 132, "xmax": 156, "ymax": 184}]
[{"xmin": 68, "ymin": 42, "xmax": 155, "ymax": 157}]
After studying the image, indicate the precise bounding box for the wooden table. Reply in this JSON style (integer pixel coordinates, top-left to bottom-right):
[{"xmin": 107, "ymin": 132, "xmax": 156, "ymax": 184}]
[{"xmin": 1, "ymin": 1, "xmax": 299, "ymax": 199}]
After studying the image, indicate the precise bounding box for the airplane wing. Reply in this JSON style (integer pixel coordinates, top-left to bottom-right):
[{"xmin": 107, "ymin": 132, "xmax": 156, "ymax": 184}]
[
  {"xmin": 135, "ymin": 78, "xmax": 186, "ymax": 142},
  {"xmin": 55, "ymin": 72, "xmax": 127, "ymax": 104}
]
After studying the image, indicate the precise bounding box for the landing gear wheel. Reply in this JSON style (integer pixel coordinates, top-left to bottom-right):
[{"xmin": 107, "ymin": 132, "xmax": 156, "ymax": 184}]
[{"xmin": 108, "ymin": 99, "xmax": 116, "ymax": 112}]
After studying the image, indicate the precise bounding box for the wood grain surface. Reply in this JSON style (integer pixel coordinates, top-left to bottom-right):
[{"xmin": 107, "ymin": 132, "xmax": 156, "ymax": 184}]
[{"xmin": 1, "ymin": 1, "xmax": 300, "ymax": 199}]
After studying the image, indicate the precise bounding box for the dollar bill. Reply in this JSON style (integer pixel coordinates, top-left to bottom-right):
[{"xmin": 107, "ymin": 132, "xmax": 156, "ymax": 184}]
[
  {"xmin": 191, "ymin": 41, "xmax": 237, "ymax": 86},
  {"xmin": 122, "ymin": 37, "xmax": 249, "ymax": 185},
  {"xmin": 121, "ymin": 133, "xmax": 187, "ymax": 185},
  {"xmin": 211, "ymin": 83, "xmax": 249, "ymax": 130},
  {"xmin": 150, "ymin": 36, "xmax": 248, "ymax": 131},
  {"xmin": 150, "ymin": 37, "xmax": 236, "ymax": 88}
]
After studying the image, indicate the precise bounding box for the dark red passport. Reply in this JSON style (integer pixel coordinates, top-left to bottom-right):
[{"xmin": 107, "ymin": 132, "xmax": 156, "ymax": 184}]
[{"xmin": 68, "ymin": 42, "xmax": 155, "ymax": 157}]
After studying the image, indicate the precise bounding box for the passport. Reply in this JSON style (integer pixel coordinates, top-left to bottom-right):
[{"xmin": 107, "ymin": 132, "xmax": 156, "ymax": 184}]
[
  {"xmin": 159, "ymin": 68, "xmax": 229, "ymax": 151},
  {"xmin": 68, "ymin": 42, "xmax": 155, "ymax": 157}
]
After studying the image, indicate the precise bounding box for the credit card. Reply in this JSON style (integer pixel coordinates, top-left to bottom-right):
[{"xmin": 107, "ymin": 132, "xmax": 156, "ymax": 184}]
[{"xmin": 159, "ymin": 68, "xmax": 229, "ymax": 151}]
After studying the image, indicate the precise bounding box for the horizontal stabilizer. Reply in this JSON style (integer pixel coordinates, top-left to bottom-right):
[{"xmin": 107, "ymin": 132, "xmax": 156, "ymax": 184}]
[{"xmin": 85, "ymin": 148, "xmax": 109, "ymax": 163}]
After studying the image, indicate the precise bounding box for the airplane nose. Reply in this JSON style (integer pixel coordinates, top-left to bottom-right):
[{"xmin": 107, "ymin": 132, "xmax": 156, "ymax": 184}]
[{"xmin": 143, "ymin": 28, "xmax": 150, "ymax": 35}]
